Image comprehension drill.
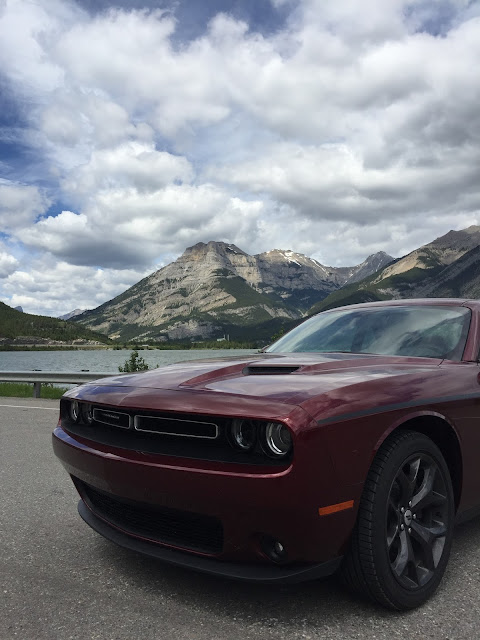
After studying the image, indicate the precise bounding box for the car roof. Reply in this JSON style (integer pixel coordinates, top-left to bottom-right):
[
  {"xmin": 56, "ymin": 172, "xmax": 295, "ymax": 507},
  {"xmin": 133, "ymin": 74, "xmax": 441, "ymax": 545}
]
[{"xmin": 322, "ymin": 298, "xmax": 480, "ymax": 313}]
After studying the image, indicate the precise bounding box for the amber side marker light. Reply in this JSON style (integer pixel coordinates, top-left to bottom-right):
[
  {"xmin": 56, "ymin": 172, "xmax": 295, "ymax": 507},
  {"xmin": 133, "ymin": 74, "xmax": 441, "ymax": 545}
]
[{"xmin": 318, "ymin": 500, "xmax": 354, "ymax": 516}]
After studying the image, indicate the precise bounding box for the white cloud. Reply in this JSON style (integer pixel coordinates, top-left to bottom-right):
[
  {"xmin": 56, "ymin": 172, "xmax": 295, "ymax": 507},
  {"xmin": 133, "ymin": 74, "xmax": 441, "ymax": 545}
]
[
  {"xmin": 0, "ymin": 244, "xmax": 19, "ymax": 278},
  {"xmin": 0, "ymin": 0, "xmax": 79, "ymax": 95},
  {"xmin": 62, "ymin": 142, "xmax": 194, "ymax": 197},
  {"xmin": 17, "ymin": 184, "xmax": 265, "ymax": 269},
  {"xmin": 213, "ymin": 140, "xmax": 480, "ymax": 226},
  {"xmin": 1, "ymin": 257, "xmax": 150, "ymax": 316},
  {"xmin": 0, "ymin": 0, "xmax": 480, "ymax": 315},
  {"xmin": 53, "ymin": 9, "xmax": 233, "ymax": 137},
  {"xmin": 0, "ymin": 182, "xmax": 51, "ymax": 232},
  {"xmin": 41, "ymin": 92, "xmax": 154, "ymax": 149}
]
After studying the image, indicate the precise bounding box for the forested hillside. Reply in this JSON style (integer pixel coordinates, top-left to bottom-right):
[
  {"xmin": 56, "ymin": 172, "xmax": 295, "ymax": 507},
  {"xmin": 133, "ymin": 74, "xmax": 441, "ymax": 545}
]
[{"xmin": 0, "ymin": 302, "xmax": 110, "ymax": 344}]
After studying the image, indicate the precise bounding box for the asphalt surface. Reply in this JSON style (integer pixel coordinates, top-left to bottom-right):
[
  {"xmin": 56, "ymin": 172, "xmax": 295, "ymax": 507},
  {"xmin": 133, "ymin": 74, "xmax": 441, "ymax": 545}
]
[{"xmin": 2, "ymin": 397, "xmax": 480, "ymax": 640}]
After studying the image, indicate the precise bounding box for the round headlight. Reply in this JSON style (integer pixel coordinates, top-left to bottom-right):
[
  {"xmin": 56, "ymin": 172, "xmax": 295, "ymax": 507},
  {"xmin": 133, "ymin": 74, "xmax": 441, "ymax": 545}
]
[
  {"xmin": 70, "ymin": 400, "xmax": 80, "ymax": 423},
  {"xmin": 263, "ymin": 422, "xmax": 292, "ymax": 458},
  {"xmin": 82, "ymin": 403, "xmax": 94, "ymax": 424},
  {"xmin": 230, "ymin": 419, "xmax": 256, "ymax": 451}
]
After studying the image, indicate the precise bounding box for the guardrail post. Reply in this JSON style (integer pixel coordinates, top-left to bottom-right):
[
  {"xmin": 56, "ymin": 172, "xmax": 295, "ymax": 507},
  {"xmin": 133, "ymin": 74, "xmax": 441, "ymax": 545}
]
[{"xmin": 33, "ymin": 382, "xmax": 41, "ymax": 398}]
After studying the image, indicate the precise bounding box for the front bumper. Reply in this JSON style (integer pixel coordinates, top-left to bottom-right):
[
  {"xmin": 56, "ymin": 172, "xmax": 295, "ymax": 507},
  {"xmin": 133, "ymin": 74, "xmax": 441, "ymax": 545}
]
[
  {"xmin": 78, "ymin": 500, "xmax": 343, "ymax": 583},
  {"xmin": 53, "ymin": 424, "xmax": 358, "ymax": 578}
]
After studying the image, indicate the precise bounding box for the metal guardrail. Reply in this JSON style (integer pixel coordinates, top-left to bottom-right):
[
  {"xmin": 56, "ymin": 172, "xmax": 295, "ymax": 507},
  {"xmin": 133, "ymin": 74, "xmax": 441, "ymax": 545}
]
[{"xmin": 0, "ymin": 371, "xmax": 114, "ymax": 398}]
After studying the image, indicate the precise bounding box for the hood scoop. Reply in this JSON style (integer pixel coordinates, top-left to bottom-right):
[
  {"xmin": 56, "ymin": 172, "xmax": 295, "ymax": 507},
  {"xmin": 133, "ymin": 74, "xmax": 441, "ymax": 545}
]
[{"xmin": 242, "ymin": 365, "xmax": 301, "ymax": 376}]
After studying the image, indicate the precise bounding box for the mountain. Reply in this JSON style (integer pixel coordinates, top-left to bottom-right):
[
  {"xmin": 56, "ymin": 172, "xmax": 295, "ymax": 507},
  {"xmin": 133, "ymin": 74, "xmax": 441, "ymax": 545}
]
[
  {"xmin": 59, "ymin": 308, "xmax": 87, "ymax": 320},
  {"xmin": 74, "ymin": 242, "xmax": 393, "ymax": 342},
  {"xmin": 418, "ymin": 244, "xmax": 480, "ymax": 299},
  {"xmin": 344, "ymin": 252, "xmax": 395, "ymax": 284},
  {"xmin": 0, "ymin": 301, "xmax": 110, "ymax": 346},
  {"xmin": 244, "ymin": 247, "xmax": 392, "ymax": 309},
  {"xmin": 309, "ymin": 226, "xmax": 480, "ymax": 313},
  {"xmin": 369, "ymin": 226, "xmax": 480, "ymax": 286}
]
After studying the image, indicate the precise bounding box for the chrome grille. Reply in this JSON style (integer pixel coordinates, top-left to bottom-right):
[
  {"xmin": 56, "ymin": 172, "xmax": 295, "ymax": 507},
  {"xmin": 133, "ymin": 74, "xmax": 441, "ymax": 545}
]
[
  {"xmin": 134, "ymin": 415, "xmax": 218, "ymax": 439},
  {"xmin": 93, "ymin": 408, "xmax": 131, "ymax": 429}
]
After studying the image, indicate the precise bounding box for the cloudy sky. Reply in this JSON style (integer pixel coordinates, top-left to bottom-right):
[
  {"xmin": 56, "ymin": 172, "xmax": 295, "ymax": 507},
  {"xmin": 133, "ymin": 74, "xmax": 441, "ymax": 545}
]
[{"xmin": 1, "ymin": 0, "xmax": 480, "ymax": 316}]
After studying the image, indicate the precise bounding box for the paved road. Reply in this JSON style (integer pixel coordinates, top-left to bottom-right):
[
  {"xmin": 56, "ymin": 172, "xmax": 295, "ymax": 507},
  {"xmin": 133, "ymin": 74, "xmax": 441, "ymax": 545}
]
[{"xmin": 2, "ymin": 397, "xmax": 480, "ymax": 640}]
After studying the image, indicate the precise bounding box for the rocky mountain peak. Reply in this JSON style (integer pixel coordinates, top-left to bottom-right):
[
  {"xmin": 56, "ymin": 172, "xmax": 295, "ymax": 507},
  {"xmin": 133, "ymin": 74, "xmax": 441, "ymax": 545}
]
[
  {"xmin": 184, "ymin": 241, "xmax": 247, "ymax": 258},
  {"xmin": 367, "ymin": 250, "xmax": 391, "ymax": 260},
  {"xmin": 429, "ymin": 227, "xmax": 480, "ymax": 251},
  {"xmin": 260, "ymin": 249, "xmax": 320, "ymax": 266},
  {"xmin": 372, "ymin": 227, "xmax": 480, "ymax": 285},
  {"xmin": 76, "ymin": 241, "xmax": 396, "ymax": 342},
  {"xmin": 178, "ymin": 241, "xmax": 252, "ymax": 276},
  {"xmin": 464, "ymin": 225, "xmax": 480, "ymax": 234},
  {"xmin": 264, "ymin": 249, "xmax": 299, "ymax": 258},
  {"xmin": 343, "ymin": 251, "xmax": 393, "ymax": 283},
  {"xmin": 59, "ymin": 308, "xmax": 86, "ymax": 320},
  {"xmin": 72, "ymin": 226, "xmax": 480, "ymax": 342}
]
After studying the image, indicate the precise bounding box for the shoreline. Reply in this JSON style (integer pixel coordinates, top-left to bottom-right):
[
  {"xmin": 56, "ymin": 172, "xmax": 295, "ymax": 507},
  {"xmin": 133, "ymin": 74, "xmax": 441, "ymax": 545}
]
[{"xmin": 0, "ymin": 343, "xmax": 259, "ymax": 352}]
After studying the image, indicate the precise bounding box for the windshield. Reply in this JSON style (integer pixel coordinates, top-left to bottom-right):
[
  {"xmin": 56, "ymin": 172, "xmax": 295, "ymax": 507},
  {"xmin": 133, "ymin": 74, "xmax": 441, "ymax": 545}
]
[{"xmin": 266, "ymin": 305, "xmax": 471, "ymax": 360}]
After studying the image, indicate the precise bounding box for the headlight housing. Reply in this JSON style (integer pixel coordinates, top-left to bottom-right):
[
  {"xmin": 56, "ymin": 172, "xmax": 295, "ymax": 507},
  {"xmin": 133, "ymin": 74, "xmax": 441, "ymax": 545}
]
[
  {"xmin": 82, "ymin": 403, "xmax": 94, "ymax": 424},
  {"xmin": 262, "ymin": 422, "xmax": 293, "ymax": 458},
  {"xmin": 63, "ymin": 399, "xmax": 92, "ymax": 425},
  {"xmin": 70, "ymin": 400, "xmax": 80, "ymax": 423},
  {"xmin": 229, "ymin": 419, "xmax": 257, "ymax": 451},
  {"xmin": 229, "ymin": 419, "xmax": 292, "ymax": 459}
]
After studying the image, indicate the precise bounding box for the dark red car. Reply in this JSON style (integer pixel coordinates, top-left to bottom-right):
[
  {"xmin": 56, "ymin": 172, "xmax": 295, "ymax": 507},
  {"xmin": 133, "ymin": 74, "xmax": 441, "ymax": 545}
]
[{"xmin": 53, "ymin": 299, "xmax": 480, "ymax": 610}]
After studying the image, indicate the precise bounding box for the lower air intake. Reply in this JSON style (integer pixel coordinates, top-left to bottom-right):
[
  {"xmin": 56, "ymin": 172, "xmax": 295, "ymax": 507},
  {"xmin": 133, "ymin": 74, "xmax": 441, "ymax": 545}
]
[{"xmin": 79, "ymin": 481, "xmax": 224, "ymax": 555}]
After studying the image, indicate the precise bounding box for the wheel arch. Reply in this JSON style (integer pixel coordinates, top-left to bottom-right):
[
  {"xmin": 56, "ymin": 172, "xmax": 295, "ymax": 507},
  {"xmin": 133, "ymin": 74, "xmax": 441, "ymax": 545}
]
[{"xmin": 379, "ymin": 415, "xmax": 463, "ymax": 511}]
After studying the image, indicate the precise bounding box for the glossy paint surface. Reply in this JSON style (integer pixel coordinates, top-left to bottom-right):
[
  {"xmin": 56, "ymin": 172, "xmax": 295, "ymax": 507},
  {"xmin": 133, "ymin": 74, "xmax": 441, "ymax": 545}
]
[{"xmin": 52, "ymin": 299, "xmax": 480, "ymax": 576}]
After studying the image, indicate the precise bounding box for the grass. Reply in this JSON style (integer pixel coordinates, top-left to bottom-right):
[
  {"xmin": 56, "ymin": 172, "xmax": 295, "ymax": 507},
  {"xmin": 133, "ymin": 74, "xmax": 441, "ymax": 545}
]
[{"xmin": 0, "ymin": 382, "xmax": 68, "ymax": 399}]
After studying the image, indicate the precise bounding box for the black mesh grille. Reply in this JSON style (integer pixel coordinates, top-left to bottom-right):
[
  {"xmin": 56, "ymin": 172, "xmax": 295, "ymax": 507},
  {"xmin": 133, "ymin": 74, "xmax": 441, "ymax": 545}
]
[{"xmin": 80, "ymin": 482, "xmax": 224, "ymax": 554}]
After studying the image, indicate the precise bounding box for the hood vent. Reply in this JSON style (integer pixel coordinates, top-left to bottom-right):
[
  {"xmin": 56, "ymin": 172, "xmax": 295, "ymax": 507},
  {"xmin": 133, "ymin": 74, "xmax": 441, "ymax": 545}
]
[{"xmin": 243, "ymin": 365, "xmax": 300, "ymax": 376}]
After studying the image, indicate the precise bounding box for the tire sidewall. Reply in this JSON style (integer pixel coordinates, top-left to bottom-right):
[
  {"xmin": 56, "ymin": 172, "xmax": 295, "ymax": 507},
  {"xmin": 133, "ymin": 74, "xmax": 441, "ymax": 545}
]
[{"xmin": 369, "ymin": 433, "xmax": 455, "ymax": 610}]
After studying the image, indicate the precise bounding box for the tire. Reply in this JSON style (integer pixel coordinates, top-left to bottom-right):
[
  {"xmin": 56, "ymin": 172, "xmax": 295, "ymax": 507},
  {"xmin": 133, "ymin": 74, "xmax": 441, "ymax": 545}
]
[{"xmin": 342, "ymin": 430, "xmax": 455, "ymax": 610}]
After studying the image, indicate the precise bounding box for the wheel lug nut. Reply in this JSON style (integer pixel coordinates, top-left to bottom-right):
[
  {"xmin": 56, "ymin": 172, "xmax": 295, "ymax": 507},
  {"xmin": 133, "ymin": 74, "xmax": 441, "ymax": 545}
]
[
  {"xmin": 408, "ymin": 528, "xmax": 412, "ymax": 534},
  {"xmin": 413, "ymin": 514, "xmax": 417, "ymax": 520},
  {"xmin": 408, "ymin": 501, "xmax": 412, "ymax": 507},
  {"xmin": 401, "ymin": 524, "xmax": 405, "ymax": 530},
  {"xmin": 400, "ymin": 507, "xmax": 405, "ymax": 514}
]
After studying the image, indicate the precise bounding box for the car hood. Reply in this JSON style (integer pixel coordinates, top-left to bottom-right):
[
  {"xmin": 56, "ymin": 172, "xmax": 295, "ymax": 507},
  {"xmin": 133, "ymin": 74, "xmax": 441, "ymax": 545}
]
[{"xmin": 77, "ymin": 352, "xmax": 443, "ymax": 410}]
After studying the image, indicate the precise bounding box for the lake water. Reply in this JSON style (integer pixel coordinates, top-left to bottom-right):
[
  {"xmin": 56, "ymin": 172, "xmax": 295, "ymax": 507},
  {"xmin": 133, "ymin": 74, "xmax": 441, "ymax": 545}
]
[{"xmin": 0, "ymin": 349, "xmax": 257, "ymax": 373}]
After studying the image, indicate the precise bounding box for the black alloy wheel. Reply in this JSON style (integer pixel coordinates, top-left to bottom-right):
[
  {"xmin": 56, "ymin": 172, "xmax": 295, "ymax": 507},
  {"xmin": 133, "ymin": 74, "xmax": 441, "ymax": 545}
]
[{"xmin": 342, "ymin": 430, "xmax": 455, "ymax": 610}]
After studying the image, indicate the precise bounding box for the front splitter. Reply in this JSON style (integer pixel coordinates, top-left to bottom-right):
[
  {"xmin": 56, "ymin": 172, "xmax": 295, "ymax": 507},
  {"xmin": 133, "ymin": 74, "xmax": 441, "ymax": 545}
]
[{"xmin": 78, "ymin": 500, "xmax": 342, "ymax": 584}]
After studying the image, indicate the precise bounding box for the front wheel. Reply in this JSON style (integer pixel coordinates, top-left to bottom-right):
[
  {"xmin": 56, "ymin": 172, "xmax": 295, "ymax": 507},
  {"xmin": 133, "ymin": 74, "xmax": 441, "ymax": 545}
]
[{"xmin": 342, "ymin": 430, "xmax": 455, "ymax": 610}]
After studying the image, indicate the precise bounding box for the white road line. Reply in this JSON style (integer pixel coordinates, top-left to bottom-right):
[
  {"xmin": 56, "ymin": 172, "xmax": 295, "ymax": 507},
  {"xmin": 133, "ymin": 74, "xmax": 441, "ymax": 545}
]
[{"xmin": 0, "ymin": 403, "xmax": 59, "ymax": 410}]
